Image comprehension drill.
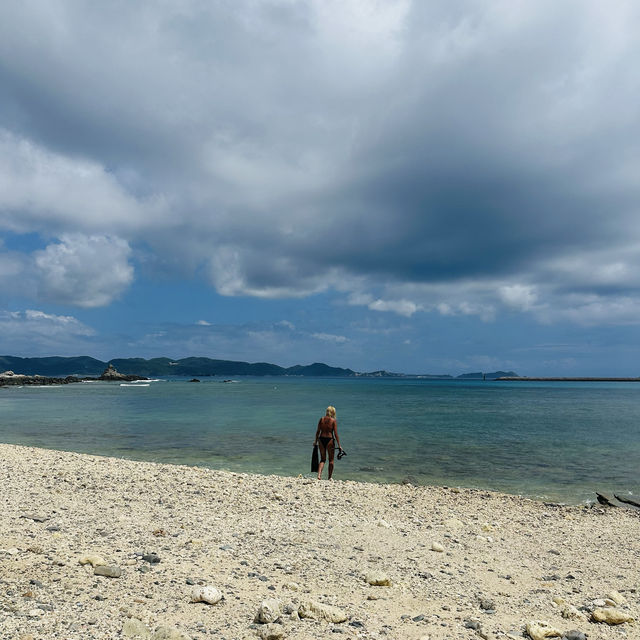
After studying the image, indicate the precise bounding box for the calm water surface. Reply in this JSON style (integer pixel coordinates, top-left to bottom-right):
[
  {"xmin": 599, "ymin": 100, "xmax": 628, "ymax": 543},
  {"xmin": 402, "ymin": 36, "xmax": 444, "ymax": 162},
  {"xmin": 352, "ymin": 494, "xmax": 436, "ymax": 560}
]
[{"xmin": 1, "ymin": 377, "xmax": 639, "ymax": 504}]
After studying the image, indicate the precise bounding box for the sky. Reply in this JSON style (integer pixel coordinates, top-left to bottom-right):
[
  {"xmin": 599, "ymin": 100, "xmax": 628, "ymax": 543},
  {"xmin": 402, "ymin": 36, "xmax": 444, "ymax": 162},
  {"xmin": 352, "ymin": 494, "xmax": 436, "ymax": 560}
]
[{"xmin": 1, "ymin": 0, "xmax": 640, "ymax": 376}]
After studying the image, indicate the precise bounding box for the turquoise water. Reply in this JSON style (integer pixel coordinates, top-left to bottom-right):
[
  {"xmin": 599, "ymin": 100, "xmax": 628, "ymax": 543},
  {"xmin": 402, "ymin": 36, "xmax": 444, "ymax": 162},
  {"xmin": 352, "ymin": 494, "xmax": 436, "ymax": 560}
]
[{"xmin": 1, "ymin": 377, "xmax": 639, "ymax": 504}]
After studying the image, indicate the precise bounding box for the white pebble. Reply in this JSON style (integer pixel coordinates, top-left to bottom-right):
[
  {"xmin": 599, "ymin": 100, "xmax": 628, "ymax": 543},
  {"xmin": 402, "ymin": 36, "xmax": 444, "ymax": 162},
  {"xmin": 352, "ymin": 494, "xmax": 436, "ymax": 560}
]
[{"xmin": 190, "ymin": 586, "xmax": 223, "ymax": 605}]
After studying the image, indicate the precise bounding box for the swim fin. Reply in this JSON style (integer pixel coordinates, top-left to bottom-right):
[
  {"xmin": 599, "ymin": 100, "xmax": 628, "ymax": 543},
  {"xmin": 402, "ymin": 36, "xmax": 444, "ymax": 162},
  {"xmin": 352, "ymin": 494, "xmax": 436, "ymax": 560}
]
[{"xmin": 311, "ymin": 444, "xmax": 319, "ymax": 472}]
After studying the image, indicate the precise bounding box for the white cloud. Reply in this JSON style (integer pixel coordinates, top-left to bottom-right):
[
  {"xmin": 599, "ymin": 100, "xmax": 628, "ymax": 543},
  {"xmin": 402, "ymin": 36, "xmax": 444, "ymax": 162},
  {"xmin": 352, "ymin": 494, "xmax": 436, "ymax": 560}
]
[
  {"xmin": 0, "ymin": 130, "xmax": 160, "ymax": 235},
  {"xmin": 499, "ymin": 284, "xmax": 539, "ymax": 311},
  {"xmin": 0, "ymin": 309, "xmax": 96, "ymax": 357},
  {"xmin": 34, "ymin": 234, "xmax": 133, "ymax": 307},
  {"xmin": 0, "ymin": 309, "xmax": 93, "ymax": 338},
  {"xmin": 0, "ymin": 0, "xmax": 639, "ymax": 330},
  {"xmin": 348, "ymin": 292, "xmax": 421, "ymax": 317},
  {"xmin": 536, "ymin": 294, "xmax": 640, "ymax": 327},
  {"xmin": 311, "ymin": 332, "xmax": 348, "ymax": 343}
]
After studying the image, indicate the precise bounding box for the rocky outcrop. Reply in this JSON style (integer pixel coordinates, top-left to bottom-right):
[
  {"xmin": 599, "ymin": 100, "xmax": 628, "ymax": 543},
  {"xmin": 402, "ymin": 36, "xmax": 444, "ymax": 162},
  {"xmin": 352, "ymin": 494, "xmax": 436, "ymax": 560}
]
[
  {"xmin": 0, "ymin": 371, "xmax": 80, "ymax": 387},
  {"xmin": 0, "ymin": 365, "xmax": 147, "ymax": 387},
  {"xmin": 98, "ymin": 363, "xmax": 146, "ymax": 382}
]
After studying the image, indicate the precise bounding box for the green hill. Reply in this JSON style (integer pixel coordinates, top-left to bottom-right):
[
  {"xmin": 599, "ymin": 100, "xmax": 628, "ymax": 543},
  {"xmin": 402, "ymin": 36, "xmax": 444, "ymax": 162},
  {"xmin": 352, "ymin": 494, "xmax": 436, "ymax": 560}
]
[{"xmin": 0, "ymin": 355, "xmax": 355, "ymax": 377}]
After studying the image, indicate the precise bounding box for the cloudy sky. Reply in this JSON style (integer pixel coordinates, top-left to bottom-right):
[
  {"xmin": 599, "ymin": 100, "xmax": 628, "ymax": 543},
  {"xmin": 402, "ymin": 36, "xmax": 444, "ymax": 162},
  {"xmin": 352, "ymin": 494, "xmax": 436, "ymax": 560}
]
[{"xmin": 1, "ymin": 0, "xmax": 639, "ymax": 375}]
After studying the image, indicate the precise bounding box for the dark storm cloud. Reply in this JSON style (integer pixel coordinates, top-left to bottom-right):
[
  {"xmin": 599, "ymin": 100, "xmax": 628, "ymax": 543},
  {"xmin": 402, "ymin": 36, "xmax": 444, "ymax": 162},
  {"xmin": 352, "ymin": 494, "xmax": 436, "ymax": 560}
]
[{"xmin": 1, "ymin": 0, "xmax": 639, "ymax": 323}]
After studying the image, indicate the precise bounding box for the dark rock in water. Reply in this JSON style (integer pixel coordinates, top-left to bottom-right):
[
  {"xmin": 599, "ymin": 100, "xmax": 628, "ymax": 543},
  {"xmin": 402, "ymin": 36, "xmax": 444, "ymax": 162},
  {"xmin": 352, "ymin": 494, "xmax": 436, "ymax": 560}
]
[
  {"xmin": 0, "ymin": 373, "xmax": 81, "ymax": 387},
  {"xmin": 99, "ymin": 363, "xmax": 146, "ymax": 382},
  {"xmin": 189, "ymin": 378, "xmax": 200, "ymax": 382},
  {"xmin": 596, "ymin": 492, "xmax": 618, "ymax": 507},
  {"xmin": 0, "ymin": 364, "xmax": 147, "ymax": 387}
]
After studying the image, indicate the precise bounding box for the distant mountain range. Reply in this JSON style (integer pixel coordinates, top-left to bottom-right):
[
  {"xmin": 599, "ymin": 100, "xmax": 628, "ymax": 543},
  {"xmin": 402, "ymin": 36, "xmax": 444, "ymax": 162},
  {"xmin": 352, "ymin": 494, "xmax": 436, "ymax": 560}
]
[{"xmin": 0, "ymin": 355, "xmax": 516, "ymax": 379}]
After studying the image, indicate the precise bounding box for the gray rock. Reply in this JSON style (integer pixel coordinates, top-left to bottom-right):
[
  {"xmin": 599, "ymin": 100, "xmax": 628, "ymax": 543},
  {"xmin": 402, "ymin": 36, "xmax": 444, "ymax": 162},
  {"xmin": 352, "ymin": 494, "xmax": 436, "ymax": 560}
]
[
  {"xmin": 21, "ymin": 514, "xmax": 49, "ymax": 522},
  {"xmin": 142, "ymin": 553, "xmax": 161, "ymax": 564},
  {"xmin": 562, "ymin": 632, "xmax": 586, "ymax": 640},
  {"xmin": 122, "ymin": 618, "xmax": 152, "ymax": 638},
  {"xmin": 151, "ymin": 627, "xmax": 192, "ymax": 640},
  {"xmin": 94, "ymin": 565, "xmax": 122, "ymax": 578},
  {"xmin": 257, "ymin": 624, "xmax": 285, "ymax": 640}
]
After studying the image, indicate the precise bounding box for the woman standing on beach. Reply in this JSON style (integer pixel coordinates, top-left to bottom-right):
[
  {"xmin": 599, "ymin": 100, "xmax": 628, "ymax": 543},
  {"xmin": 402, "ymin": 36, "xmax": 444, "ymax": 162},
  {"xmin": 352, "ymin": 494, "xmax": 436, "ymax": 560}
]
[{"xmin": 314, "ymin": 405, "xmax": 342, "ymax": 480}]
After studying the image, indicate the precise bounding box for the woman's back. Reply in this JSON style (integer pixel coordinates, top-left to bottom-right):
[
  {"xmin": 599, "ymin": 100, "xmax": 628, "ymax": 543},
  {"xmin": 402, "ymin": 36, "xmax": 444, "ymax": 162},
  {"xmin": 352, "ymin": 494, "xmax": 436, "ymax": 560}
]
[{"xmin": 317, "ymin": 415, "xmax": 335, "ymax": 436}]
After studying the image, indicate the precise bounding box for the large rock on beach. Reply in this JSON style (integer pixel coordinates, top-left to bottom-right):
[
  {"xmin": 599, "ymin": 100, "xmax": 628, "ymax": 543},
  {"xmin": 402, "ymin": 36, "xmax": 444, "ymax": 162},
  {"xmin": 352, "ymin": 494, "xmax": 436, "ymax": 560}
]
[
  {"xmin": 365, "ymin": 571, "xmax": 392, "ymax": 586},
  {"xmin": 190, "ymin": 585, "xmax": 223, "ymax": 605},
  {"xmin": 151, "ymin": 627, "xmax": 192, "ymax": 640},
  {"xmin": 78, "ymin": 553, "xmax": 107, "ymax": 567},
  {"xmin": 591, "ymin": 607, "xmax": 634, "ymax": 625},
  {"xmin": 122, "ymin": 618, "xmax": 152, "ymax": 638},
  {"xmin": 525, "ymin": 621, "xmax": 562, "ymax": 640},
  {"xmin": 94, "ymin": 564, "xmax": 122, "ymax": 577},
  {"xmin": 298, "ymin": 600, "xmax": 347, "ymax": 623},
  {"xmin": 607, "ymin": 590, "xmax": 627, "ymax": 605},
  {"xmin": 255, "ymin": 598, "xmax": 282, "ymax": 623},
  {"xmin": 256, "ymin": 624, "xmax": 285, "ymax": 640}
]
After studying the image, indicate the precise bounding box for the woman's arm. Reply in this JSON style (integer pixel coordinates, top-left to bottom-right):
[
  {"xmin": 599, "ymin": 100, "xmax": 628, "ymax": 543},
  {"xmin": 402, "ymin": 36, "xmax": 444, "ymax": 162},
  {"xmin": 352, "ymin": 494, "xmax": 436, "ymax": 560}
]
[
  {"xmin": 333, "ymin": 419, "xmax": 341, "ymax": 448},
  {"xmin": 314, "ymin": 419, "xmax": 321, "ymax": 445}
]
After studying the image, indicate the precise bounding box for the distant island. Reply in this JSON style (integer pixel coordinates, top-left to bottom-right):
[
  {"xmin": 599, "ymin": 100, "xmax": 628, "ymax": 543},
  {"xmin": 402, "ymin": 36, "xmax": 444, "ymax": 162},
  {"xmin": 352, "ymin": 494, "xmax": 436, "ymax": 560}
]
[{"xmin": 0, "ymin": 355, "xmax": 517, "ymax": 380}]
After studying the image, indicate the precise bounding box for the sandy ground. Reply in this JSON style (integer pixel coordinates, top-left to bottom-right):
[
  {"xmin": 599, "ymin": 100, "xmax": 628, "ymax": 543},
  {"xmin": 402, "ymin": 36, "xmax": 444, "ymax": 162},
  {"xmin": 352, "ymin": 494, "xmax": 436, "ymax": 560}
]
[{"xmin": 0, "ymin": 443, "xmax": 638, "ymax": 640}]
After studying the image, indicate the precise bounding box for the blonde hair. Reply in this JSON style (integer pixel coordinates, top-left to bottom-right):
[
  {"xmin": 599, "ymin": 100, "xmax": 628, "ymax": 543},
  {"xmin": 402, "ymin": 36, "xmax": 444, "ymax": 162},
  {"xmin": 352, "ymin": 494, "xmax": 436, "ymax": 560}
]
[{"xmin": 326, "ymin": 405, "xmax": 336, "ymax": 418}]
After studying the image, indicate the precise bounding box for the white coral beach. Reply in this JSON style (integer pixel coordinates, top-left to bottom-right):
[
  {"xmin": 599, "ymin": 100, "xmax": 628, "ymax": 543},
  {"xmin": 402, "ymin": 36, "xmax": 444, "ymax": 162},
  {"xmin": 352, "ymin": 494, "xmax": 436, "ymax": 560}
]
[{"xmin": 0, "ymin": 443, "xmax": 638, "ymax": 639}]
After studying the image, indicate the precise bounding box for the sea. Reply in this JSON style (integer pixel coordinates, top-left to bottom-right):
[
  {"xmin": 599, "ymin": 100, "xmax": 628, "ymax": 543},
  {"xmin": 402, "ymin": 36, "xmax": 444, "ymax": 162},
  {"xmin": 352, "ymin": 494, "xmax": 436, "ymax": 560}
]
[{"xmin": 1, "ymin": 376, "xmax": 639, "ymax": 505}]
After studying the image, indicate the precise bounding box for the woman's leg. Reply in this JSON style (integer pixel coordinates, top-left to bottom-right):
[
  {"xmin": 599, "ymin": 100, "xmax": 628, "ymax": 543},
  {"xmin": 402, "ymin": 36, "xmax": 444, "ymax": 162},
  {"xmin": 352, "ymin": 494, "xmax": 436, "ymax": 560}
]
[
  {"xmin": 317, "ymin": 441, "xmax": 327, "ymax": 479},
  {"xmin": 327, "ymin": 441, "xmax": 335, "ymax": 479}
]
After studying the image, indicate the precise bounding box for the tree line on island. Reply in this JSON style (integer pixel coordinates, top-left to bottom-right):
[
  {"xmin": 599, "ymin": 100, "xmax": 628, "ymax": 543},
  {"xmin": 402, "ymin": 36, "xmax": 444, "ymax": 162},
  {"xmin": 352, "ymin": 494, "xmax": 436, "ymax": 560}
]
[{"xmin": 0, "ymin": 355, "xmax": 516, "ymax": 380}]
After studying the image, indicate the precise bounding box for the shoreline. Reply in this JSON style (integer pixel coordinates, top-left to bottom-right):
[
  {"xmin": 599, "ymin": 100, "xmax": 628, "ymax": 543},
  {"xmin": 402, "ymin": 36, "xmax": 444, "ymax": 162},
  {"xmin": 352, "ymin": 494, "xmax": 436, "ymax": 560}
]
[
  {"xmin": 1, "ymin": 443, "xmax": 638, "ymax": 640},
  {"xmin": 497, "ymin": 377, "xmax": 640, "ymax": 382},
  {"xmin": 0, "ymin": 439, "xmax": 606, "ymax": 506}
]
